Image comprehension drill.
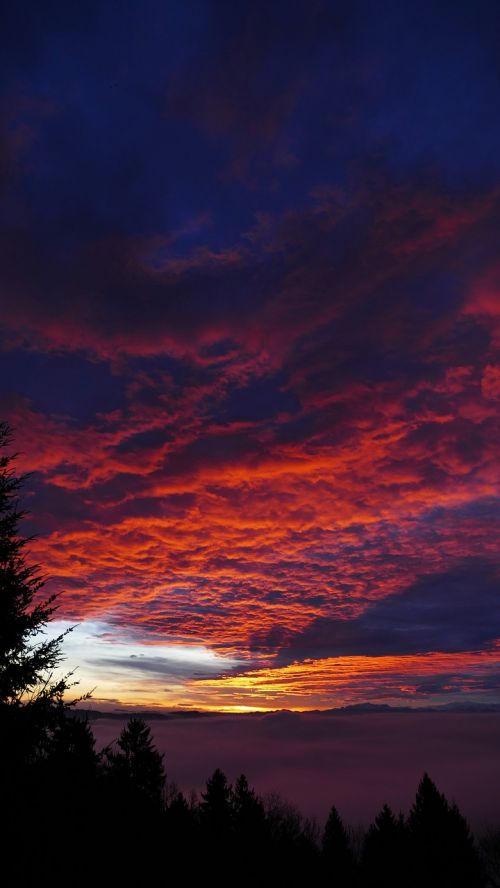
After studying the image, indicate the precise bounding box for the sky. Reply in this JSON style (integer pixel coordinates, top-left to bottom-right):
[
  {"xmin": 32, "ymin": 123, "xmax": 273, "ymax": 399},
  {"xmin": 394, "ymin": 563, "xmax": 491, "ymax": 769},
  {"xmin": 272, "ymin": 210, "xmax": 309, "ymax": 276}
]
[{"xmin": 1, "ymin": 0, "xmax": 499, "ymax": 711}]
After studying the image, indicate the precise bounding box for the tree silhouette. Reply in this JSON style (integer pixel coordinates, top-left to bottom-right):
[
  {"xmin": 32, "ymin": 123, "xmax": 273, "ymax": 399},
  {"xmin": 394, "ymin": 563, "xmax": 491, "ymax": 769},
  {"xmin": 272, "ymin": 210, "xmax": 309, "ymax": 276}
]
[
  {"xmin": 37, "ymin": 714, "xmax": 100, "ymax": 857},
  {"xmin": 47, "ymin": 711, "xmax": 99, "ymax": 783},
  {"xmin": 231, "ymin": 774, "xmax": 268, "ymax": 872},
  {"xmin": 0, "ymin": 421, "xmax": 74, "ymax": 711},
  {"xmin": 408, "ymin": 772, "xmax": 485, "ymax": 888},
  {"xmin": 104, "ymin": 716, "xmax": 166, "ymax": 804},
  {"xmin": 322, "ymin": 804, "xmax": 357, "ymax": 885},
  {"xmin": 201, "ymin": 767, "xmax": 233, "ymax": 830},
  {"xmin": 362, "ymin": 803, "xmax": 408, "ymax": 887},
  {"xmin": 479, "ymin": 828, "xmax": 500, "ymax": 888},
  {"xmin": 168, "ymin": 789, "xmax": 194, "ymax": 827},
  {"xmin": 265, "ymin": 793, "xmax": 321, "ymax": 882},
  {"xmin": 98, "ymin": 716, "xmax": 167, "ymax": 882},
  {"xmin": 0, "ymin": 422, "xmax": 93, "ymax": 884},
  {"xmin": 165, "ymin": 790, "xmax": 199, "ymax": 866},
  {"xmin": 232, "ymin": 773, "xmax": 266, "ymax": 831},
  {"xmin": 199, "ymin": 767, "xmax": 235, "ymax": 869}
]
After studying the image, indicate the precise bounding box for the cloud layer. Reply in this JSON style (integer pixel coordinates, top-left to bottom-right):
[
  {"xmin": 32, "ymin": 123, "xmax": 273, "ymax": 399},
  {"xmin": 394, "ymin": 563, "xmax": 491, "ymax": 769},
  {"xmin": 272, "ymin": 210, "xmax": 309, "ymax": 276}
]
[{"xmin": 1, "ymin": 1, "xmax": 499, "ymax": 708}]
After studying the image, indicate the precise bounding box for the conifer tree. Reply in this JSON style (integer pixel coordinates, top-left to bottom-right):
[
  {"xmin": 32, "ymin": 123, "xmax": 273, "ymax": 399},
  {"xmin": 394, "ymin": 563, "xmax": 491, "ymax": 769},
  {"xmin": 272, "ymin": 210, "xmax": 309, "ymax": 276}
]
[
  {"xmin": 322, "ymin": 804, "xmax": 357, "ymax": 886},
  {"xmin": 232, "ymin": 773, "xmax": 265, "ymax": 828},
  {"xmin": 231, "ymin": 774, "xmax": 268, "ymax": 867},
  {"xmin": 105, "ymin": 716, "xmax": 166, "ymax": 804},
  {"xmin": 0, "ymin": 421, "xmax": 73, "ymax": 711},
  {"xmin": 201, "ymin": 767, "xmax": 233, "ymax": 829},
  {"xmin": 0, "ymin": 422, "xmax": 89, "ymax": 884},
  {"xmin": 362, "ymin": 803, "xmax": 408, "ymax": 887},
  {"xmin": 408, "ymin": 773, "xmax": 485, "ymax": 888}
]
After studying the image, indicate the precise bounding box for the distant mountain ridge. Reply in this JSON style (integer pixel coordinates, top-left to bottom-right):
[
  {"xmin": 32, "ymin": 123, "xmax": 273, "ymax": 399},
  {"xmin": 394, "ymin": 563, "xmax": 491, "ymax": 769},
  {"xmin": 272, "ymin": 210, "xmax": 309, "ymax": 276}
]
[{"xmin": 72, "ymin": 701, "xmax": 500, "ymax": 720}]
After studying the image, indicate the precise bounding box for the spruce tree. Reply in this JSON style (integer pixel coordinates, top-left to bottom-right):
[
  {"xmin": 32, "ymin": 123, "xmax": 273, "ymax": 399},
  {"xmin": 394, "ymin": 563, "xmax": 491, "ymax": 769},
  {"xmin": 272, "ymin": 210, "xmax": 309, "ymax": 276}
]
[
  {"xmin": 231, "ymin": 774, "xmax": 268, "ymax": 870},
  {"xmin": 104, "ymin": 716, "xmax": 166, "ymax": 804},
  {"xmin": 232, "ymin": 773, "xmax": 266, "ymax": 831},
  {"xmin": 201, "ymin": 767, "xmax": 233, "ymax": 830},
  {"xmin": 0, "ymin": 422, "xmax": 89, "ymax": 884},
  {"xmin": 362, "ymin": 803, "xmax": 408, "ymax": 887},
  {"xmin": 322, "ymin": 804, "xmax": 357, "ymax": 886},
  {"xmin": 0, "ymin": 421, "xmax": 74, "ymax": 711},
  {"xmin": 200, "ymin": 767, "xmax": 234, "ymax": 868},
  {"xmin": 408, "ymin": 773, "xmax": 485, "ymax": 888}
]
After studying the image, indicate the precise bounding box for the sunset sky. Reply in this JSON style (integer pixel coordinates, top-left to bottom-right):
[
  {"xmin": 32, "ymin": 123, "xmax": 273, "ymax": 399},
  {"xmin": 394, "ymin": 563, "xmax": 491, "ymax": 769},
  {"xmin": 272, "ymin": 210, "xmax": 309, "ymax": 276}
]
[{"xmin": 1, "ymin": 1, "xmax": 499, "ymax": 711}]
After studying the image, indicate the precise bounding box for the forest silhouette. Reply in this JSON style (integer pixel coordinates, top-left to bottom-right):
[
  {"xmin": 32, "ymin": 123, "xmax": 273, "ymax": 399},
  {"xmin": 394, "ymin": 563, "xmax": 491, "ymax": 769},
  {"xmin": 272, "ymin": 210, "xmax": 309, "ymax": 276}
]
[{"xmin": 0, "ymin": 421, "xmax": 497, "ymax": 886}]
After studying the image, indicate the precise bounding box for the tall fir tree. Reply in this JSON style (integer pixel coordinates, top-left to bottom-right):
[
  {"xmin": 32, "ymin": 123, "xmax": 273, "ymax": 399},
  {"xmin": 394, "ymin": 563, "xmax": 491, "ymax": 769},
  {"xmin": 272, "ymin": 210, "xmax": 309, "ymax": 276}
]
[
  {"xmin": 201, "ymin": 767, "xmax": 233, "ymax": 830},
  {"xmin": 231, "ymin": 774, "xmax": 268, "ymax": 872},
  {"xmin": 408, "ymin": 773, "xmax": 485, "ymax": 888},
  {"xmin": 104, "ymin": 716, "xmax": 166, "ymax": 804},
  {"xmin": 0, "ymin": 421, "xmax": 74, "ymax": 712},
  {"xmin": 362, "ymin": 803, "xmax": 408, "ymax": 887},
  {"xmin": 0, "ymin": 422, "xmax": 91, "ymax": 884},
  {"xmin": 322, "ymin": 804, "xmax": 357, "ymax": 886}
]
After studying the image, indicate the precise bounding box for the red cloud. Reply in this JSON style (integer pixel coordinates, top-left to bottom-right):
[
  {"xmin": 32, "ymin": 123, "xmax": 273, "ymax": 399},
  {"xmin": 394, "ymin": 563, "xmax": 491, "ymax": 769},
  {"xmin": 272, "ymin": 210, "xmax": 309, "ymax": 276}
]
[{"xmin": 3, "ymin": 179, "xmax": 499, "ymax": 706}]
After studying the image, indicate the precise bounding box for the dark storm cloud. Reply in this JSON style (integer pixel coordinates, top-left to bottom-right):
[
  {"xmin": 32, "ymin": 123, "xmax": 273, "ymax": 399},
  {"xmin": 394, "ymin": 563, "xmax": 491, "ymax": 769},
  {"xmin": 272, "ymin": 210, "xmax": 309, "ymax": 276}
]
[
  {"xmin": 2, "ymin": 182, "xmax": 499, "ymax": 374},
  {"xmin": 278, "ymin": 561, "xmax": 500, "ymax": 663}
]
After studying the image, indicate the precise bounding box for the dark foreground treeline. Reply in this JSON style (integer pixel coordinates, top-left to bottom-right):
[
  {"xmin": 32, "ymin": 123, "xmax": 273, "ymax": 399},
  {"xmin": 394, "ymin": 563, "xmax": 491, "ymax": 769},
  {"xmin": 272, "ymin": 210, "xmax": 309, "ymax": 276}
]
[{"xmin": 2, "ymin": 708, "xmax": 499, "ymax": 887}]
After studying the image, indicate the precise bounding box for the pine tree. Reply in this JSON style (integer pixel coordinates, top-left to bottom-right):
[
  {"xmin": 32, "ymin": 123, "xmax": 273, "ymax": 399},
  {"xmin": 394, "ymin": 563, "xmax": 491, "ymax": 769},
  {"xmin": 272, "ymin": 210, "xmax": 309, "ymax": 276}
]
[
  {"xmin": 408, "ymin": 773, "xmax": 485, "ymax": 888},
  {"xmin": 0, "ymin": 422, "xmax": 90, "ymax": 884},
  {"xmin": 232, "ymin": 773, "xmax": 265, "ymax": 830},
  {"xmin": 362, "ymin": 803, "xmax": 408, "ymax": 887},
  {"xmin": 0, "ymin": 421, "xmax": 74, "ymax": 711},
  {"xmin": 0, "ymin": 420, "xmax": 82, "ymax": 790},
  {"xmin": 201, "ymin": 767, "xmax": 233, "ymax": 830},
  {"xmin": 322, "ymin": 804, "xmax": 357, "ymax": 886},
  {"xmin": 104, "ymin": 716, "xmax": 166, "ymax": 804}
]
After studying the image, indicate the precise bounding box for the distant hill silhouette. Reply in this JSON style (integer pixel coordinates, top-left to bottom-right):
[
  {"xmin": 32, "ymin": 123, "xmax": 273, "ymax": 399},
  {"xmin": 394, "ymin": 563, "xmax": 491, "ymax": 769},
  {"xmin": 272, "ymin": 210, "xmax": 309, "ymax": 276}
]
[{"xmin": 71, "ymin": 701, "xmax": 500, "ymax": 721}]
